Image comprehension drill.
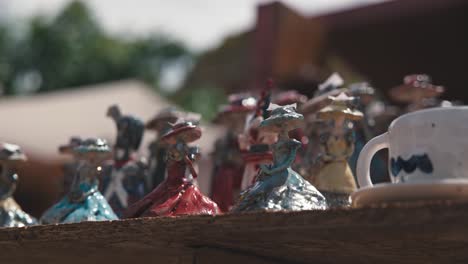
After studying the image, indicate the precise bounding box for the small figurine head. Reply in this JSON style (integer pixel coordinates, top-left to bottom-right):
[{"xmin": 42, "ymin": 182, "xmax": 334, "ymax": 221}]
[
  {"xmin": 389, "ymin": 74, "xmax": 444, "ymax": 103},
  {"xmin": 106, "ymin": 104, "xmax": 122, "ymax": 121},
  {"xmin": 161, "ymin": 121, "xmax": 202, "ymax": 161},
  {"xmin": 0, "ymin": 143, "xmax": 27, "ymax": 164},
  {"xmin": 0, "ymin": 143, "xmax": 27, "ymax": 200},
  {"xmin": 259, "ymin": 104, "xmax": 303, "ymax": 137}
]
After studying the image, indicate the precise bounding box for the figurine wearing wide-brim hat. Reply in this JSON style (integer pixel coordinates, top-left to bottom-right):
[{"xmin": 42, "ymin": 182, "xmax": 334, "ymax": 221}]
[
  {"xmin": 232, "ymin": 104, "xmax": 327, "ymax": 212},
  {"xmin": 311, "ymin": 93, "xmax": 363, "ymax": 208},
  {"xmin": 0, "ymin": 143, "xmax": 37, "ymax": 227},
  {"xmin": 389, "ymin": 74, "xmax": 444, "ymax": 103},
  {"xmin": 125, "ymin": 121, "xmax": 220, "ymax": 217},
  {"xmin": 41, "ymin": 138, "xmax": 118, "ymax": 224},
  {"xmin": 210, "ymin": 93, "xmax": 255, "ymax": 212},
  {"xmin": 146, "ymin": 107, "xmax": 201, "ymax": 189}
]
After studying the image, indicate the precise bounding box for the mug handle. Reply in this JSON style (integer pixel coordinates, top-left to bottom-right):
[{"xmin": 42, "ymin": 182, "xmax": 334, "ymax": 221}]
[{"xmin": 357, "ymin": 132, "xmax": 389, "ymax": 188}]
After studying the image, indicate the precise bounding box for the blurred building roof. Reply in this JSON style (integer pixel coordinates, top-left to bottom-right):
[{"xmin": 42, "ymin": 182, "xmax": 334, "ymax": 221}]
[{"xmin": 0, "ymin": 79, "xmax": 223, "ymax": 159}]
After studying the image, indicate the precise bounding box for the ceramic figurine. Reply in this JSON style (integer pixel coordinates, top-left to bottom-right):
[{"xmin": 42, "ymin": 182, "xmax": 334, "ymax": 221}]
[
  {"xmin": 273, "ymin": 90, "xmax": 309, "ymax": 168},
  {"xmin": 41, "ymin": 138, "xmax": 118, "ymax": 224},
  {"xmin": 238, "ymin": 88, "xmax": 276, "ymax": 191},
  {"xmin": 59, "ymin": 137, "xmax": 83, "ymax": 196},
  {"xmin": 125, "ymin": 121, "xmax": 220, "ymax": 218},
  {"xmin": 232, "ymin": 104, "xmax": 327, "ymax": 212},
  {"xmin": 146, "ymin": 107, "xmax": 201, "ymax": 189},
  {"xmin": 210, "ymin": 94, "xmax": 256, "ymax": 212},
  {"xmin": 389, "ymin": 74, "xmax": 445, "ymax": 113},
  {"xmin": 298, "ymin": 73, "xmax": 346, "ymax": 182},
  {"xmin": 312, "ymin": 93, "xmax": 363, "ymax": 208},
  {"xmin": 0, "ymin": 143, "xmax": 37, "ymax": 227},
  {"xmin": 102, "ymin": 105, "xmax": 148, "ymax": 216}
]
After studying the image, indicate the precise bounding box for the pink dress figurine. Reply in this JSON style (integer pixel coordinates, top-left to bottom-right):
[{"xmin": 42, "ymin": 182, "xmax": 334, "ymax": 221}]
[{"xmin": 125, "ymin": 121, "xmax": 220, "ymax": 218}]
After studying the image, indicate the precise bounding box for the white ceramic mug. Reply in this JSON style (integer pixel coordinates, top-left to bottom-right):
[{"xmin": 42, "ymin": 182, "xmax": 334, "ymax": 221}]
[{"xmin": 357, "ymin": 106, "xmax": 468, "ymax": 188}]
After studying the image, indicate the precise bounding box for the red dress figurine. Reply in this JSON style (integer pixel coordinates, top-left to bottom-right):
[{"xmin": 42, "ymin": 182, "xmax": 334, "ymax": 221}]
[{"xmin": 125, "ymin": 121, "xmax": 220, "ymax": 218}]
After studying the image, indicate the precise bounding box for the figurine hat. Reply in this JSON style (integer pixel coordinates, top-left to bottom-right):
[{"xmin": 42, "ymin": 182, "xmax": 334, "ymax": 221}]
[
  {"xmin": 74, "ymin": 138, "xmax": 111, "ymax": 153},
  {"xmin": 273, "ymin": 90, "xmax": 308, "ymax": 106},
  {"xmin": 301, "ymin": 73, "xmax": 347, "ymax": 114},
  {"xmin": 389, "ymin": 74, "xmax": 444, "ymax": 103},
  {"xmin": 0, "ymin": 143, "xmax": 27, "ymax": 162},
  {"xmin": 146, "ymin": 107, "xmax": 201, "ymax": 130},
  {"xmin": 161, "ymin": 120, "xmax": 202, "ymax": 144},
  {"xmin": 348, "ymin": 82, "xmax": 375, "ymax": 96},
  {"xmin": 259, "ymin": 104, "xmax": 304, "ymax": 132},
  {"xmin": 213, "ymin": 93, "xmax": 257, "ymax": 123},
  {"xmin": 317, "ymin": 93, "xmax": 363, "ymax": 121},
  {"xmin": 58, "ymin": 137, "xmax": 82, "ymax": 154}
]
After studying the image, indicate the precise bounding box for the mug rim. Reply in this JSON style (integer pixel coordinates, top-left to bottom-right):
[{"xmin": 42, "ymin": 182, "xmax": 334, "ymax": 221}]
[{"xmin": 388, "ymin": 106, "xmax": 468, "ymax": 131}]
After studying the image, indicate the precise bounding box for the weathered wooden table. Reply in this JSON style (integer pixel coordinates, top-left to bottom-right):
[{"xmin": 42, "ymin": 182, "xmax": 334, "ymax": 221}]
[{"xmin": 1, "ymin": 201, "xmax": 467, "ymax": 264}]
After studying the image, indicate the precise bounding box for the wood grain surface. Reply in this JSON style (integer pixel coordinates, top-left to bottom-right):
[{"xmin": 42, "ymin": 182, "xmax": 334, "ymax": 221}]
[{"xmin": 1, "ymin": 201, "xmax": 468, "ymax": 264}]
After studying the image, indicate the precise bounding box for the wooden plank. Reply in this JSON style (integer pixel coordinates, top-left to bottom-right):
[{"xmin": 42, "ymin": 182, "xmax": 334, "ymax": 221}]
[{"xmin": 1, "ymin": 201, "xmax": 468, "ymax": 263}]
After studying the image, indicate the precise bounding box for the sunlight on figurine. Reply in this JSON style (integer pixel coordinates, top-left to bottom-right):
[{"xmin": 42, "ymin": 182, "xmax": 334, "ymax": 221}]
[
  {"xmin": 312, "ymin": 92, "xmax": 363, "ymax": 208},
  {"xmin": 125, "ymin": 120, "xmax": 220, "ymax": 218},
  {"xmin": 41, "ymin": 138, "xmax": 118, "ymax": 224},
  {"xmin": 232, "ymin": 104, "xmax": 327, "ymax": 212},
  {"xmin": 0, "ymin": 143, "xmax": 37, "ymax": 227}
]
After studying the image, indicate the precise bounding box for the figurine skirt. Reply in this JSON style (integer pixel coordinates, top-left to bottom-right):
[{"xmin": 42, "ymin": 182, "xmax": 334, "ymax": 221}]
[
  {"xmin": 40, "ymin": 191, "xmax": 118, "ymax": 224},
  {"xmin": 125, "ymin": 181, "xmax": 220, "ymax": 218}
]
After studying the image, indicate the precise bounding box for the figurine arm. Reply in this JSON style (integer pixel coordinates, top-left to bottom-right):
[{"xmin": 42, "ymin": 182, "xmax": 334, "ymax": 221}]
[{"xmin": 260, "ymin": 147, "xmax": 298, "ymax": 175}]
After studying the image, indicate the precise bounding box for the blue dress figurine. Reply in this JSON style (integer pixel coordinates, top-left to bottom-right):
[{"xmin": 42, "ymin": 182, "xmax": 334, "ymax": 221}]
[
  {"xmin": 41, "ymin": 138, "xmax": 118, "ymax": 224},
  {"xmin": 232, "ymin": 104, "xmax": 327, "ymax": 212},
  {"xmin": 0, "ymin": 143, "xmax": 37, "ymax": 227}
]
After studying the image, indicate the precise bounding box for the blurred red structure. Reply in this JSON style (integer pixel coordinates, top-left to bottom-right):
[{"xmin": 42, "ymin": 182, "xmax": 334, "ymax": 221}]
[{"xmin": 183, "ymin": 0, "xmax": 468, "ymax": 102}]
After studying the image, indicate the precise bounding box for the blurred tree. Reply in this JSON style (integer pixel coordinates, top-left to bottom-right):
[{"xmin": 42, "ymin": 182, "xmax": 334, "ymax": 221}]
[{"xmin": 0, "ymin": 0, "xmax": 190, "ymax": 95}]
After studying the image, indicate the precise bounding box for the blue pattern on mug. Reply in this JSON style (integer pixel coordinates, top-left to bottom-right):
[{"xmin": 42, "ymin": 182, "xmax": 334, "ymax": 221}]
[{"xmin": 390, "ymin": 154, "xmax": 434, "ymax": 176}]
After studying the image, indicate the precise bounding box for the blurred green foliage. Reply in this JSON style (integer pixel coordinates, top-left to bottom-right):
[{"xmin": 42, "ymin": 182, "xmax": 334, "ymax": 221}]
[
  {"xmin": 0, "ymin": 0, "xmax": 191, "ymax": 95},
  {"xmin": 172, "ymin": 85, "xmax": 227, "ymax": 121}
]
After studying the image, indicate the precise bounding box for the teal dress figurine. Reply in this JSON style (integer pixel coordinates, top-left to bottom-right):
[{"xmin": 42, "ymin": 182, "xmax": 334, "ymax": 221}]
[
  {"xmin": 232, "ymin": 104, "xmax": 327, "ymax": 212},
  {"xmin": 41, "ymin": 138, "xmax": 118, "ymax": 224},
  {"xmin": 0, "ymin": 143, "xmax": 37, "ymax": 227}
]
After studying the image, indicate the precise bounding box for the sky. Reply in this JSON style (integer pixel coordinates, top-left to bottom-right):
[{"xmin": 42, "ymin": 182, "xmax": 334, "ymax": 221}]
[{"xmin": 1, "ymin": 0, "xmax": 387, "ymax": 51}]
